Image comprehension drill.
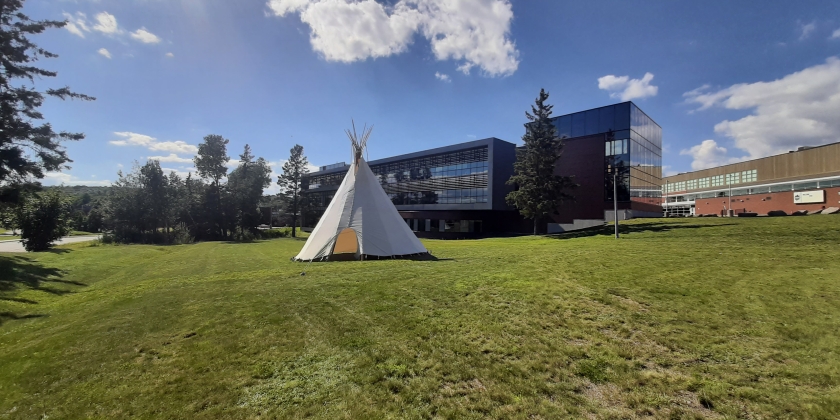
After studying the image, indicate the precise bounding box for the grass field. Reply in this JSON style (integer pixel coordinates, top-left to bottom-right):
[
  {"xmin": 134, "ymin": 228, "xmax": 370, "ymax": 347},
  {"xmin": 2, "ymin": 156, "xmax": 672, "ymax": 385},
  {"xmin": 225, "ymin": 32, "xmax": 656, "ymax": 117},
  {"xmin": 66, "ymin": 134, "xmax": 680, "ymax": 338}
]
[{"xmin": 1, "ymin": 217, "xmax": 839, "ymax": 419}]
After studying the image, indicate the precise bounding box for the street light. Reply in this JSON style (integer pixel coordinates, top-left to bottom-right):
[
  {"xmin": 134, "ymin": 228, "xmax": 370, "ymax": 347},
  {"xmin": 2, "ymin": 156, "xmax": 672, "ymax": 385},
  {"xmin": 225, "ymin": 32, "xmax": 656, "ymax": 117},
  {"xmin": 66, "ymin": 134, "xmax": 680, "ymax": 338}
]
[{"xmin": 614, "ymin": 168, "xmax": 619, "ymax": 239}]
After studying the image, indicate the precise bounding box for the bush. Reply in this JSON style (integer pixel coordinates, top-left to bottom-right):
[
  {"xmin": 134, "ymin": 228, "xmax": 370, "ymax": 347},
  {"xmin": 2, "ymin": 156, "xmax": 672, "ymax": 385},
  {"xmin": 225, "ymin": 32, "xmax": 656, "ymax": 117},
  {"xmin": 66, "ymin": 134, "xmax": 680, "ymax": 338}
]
[
  {"xmin": 17, "ymin": 190, "xmax": 73, "ymax": 252},
  {"xmin": 258, "ymin": 228, "xmax": 290, "ymax": 239},
  {"xmin": 233, "ymin": 230, "xmax": 257, "ymax": 242}
]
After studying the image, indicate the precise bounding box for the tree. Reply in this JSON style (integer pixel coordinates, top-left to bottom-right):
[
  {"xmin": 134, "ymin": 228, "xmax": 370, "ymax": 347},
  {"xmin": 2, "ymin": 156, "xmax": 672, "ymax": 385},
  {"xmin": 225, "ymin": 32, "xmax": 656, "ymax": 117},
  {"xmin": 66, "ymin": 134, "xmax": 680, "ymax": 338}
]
[
  {"xmin": 15, "ymin": 189, "xmax": 72, "ymax": 252},
  {"xmin": 277, "ymin": 145, "xmax": 309, "ymax": 237},
  {"xmin": 228, "ymin": 144, "xmax": 272, "ymax": 236},
  {"xmin": 194, "ymin": 135, "xmax": 229, "ymax": 238},
  {"xmin": 506, "ymin": 89, "xmax": 576, "ymax": 235},
  {"xmin": 0, "ymin": 1, "xmax": 94, "ymax": 188}
]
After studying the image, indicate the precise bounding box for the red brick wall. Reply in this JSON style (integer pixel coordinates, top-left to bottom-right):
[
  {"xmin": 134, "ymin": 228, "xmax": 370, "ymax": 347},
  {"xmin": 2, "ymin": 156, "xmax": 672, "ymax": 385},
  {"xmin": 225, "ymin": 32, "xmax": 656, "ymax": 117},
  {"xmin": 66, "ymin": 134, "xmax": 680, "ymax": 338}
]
[{"xmin": 694, "ymin": 187, "xmax": 840, "ymax": 215}]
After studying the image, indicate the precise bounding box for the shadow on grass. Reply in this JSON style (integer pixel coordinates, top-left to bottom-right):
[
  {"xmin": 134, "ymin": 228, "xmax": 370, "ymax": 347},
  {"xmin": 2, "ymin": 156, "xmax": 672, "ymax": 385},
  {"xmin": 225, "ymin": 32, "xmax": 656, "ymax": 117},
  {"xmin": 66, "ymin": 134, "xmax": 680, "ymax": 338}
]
[
  {"xmin": 547, "ymin": 221, "xmax": 738, "ymax": 240},
  {"xmin": 0, "ymin": 255, "xmax": 85, "ymax": 326},
  {"xmin": 0, "ymin": 312, "xmax": 46, "ymax": 326}
]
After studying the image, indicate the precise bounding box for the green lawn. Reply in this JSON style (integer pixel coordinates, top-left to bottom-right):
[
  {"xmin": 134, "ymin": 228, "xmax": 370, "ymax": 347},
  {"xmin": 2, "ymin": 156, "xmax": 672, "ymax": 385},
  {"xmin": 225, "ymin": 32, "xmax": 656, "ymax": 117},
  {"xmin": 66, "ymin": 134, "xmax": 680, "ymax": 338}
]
[{"xmin": 1, "ymin": 217, "xmax": 839, "ymax": 419}]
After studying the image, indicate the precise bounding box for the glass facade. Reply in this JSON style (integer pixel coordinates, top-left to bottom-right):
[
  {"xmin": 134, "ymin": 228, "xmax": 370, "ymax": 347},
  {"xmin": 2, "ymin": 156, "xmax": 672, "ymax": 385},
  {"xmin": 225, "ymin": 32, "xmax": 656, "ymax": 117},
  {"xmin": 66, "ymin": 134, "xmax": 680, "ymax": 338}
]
[
  {"xmin": 549, "ymin": 102, "xmax": 662, "ymax": 205},
  {"xmin": 404, "ymin": 218, "xmax": 483, "ymax": 233},
  {"xmin": 305, "ymin": 146, "xmax": 490, "ymax": 207}
]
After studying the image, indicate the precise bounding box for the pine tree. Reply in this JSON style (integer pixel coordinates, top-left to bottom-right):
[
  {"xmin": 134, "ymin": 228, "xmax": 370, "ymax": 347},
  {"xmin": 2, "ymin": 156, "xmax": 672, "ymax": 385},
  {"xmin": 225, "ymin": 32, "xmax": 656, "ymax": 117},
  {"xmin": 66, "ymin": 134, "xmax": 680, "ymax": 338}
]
[
  {"xmin": 506, "ymin": 89, "xmax": 576, "ymax": 234},
  {"xmin": 0, "ymin": 0, "xmax": 95, "ymax": 189},
  {"xmin": 277, "ymin": 145, "xmax": 309, "ymax": 238}
]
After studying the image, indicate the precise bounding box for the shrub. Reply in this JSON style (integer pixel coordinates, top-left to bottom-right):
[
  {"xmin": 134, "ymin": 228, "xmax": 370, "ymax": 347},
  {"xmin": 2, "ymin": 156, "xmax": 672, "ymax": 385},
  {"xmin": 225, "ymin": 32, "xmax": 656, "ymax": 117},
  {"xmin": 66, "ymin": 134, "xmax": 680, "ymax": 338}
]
[
  {"xmin": 258, "ymin": 228, "xmax": 290, "ymax": 239},
  {"xmin": 16, "ymin": 190, "xmax": 73, "ymax": 252}
]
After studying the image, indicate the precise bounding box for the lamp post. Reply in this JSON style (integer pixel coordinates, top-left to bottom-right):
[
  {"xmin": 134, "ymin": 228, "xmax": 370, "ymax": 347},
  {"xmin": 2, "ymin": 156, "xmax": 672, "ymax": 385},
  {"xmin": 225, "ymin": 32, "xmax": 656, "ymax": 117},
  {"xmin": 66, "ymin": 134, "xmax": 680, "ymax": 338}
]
[
  {"xmin": 728, "ymin": 177, "xmax": 732, "ymax": 217},
  {"xmin": 663, "ymin": 180, "xmax": 668, "ymax": 218},
  {"xmin": 614, "ymin": 168, "xmax": 619, "ymax": 239}
]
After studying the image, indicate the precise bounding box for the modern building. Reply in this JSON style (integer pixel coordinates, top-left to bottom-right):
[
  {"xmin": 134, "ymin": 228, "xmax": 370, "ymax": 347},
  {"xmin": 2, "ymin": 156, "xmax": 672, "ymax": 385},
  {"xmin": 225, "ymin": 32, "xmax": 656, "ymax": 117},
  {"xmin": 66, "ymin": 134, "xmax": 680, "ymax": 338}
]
[
  {"xmin": 303, "ymin": 137, "xmax": 521, "ymax": 238},
  {"xmin": 663, "ymin": 141, "xmax": 840, "ymax": 216},
  {"xmin": 302, "ymin": 101, "xmax": 663, "ymax": 237},
  {"xmin": 541, "ymin": 101, "xmax": 663, "ymax": 232}
]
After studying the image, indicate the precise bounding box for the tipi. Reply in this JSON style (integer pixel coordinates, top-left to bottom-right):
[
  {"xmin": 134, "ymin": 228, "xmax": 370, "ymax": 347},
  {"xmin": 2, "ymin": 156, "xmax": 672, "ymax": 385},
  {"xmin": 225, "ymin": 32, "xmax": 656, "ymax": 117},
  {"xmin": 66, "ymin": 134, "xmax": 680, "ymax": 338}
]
[{"xmin": 293, "ymin": 123, "xmax": 428, "ymax": 261}]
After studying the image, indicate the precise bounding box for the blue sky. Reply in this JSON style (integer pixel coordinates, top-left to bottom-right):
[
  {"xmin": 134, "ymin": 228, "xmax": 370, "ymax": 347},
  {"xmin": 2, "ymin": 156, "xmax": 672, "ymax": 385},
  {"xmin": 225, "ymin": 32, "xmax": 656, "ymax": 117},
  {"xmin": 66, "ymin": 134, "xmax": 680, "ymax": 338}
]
[{"xmin": 24, "ymin": 0, "xmax": 840, "ymax": 191}]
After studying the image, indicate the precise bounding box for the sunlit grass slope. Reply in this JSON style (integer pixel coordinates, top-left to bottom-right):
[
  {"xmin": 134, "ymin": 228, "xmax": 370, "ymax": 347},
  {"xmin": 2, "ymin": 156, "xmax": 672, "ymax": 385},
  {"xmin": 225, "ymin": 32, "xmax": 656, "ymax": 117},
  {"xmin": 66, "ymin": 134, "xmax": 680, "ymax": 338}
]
[{"xmin": 1, "ymin": 216, "xmax": 839, "ymax": 419}]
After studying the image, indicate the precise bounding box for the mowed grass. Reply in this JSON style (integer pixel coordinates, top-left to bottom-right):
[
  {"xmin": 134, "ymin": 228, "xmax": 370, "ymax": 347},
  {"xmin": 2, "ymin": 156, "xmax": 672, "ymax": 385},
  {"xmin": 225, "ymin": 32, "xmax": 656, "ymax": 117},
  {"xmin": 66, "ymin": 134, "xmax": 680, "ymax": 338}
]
[{"xmin": 1, "ymin": 217, "xmax": 839, "ymax": 419}]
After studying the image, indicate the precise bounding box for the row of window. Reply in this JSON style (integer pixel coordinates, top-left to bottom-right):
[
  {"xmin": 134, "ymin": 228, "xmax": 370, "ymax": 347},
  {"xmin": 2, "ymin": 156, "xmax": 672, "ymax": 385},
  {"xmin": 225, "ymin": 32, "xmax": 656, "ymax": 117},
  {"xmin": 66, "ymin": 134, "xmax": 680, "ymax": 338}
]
[
  {"xmin": 665, "ymin": 177, "xmax": 840, "ymax": 201},
  {"xmin": 388, "ymin": 188, "xmax": 489, "ymax": 205},
  {"xmin": 405, "ymin": 219, "xmax": 483, "ymax": 233},
  {"xmin": 545, "ymin": 103, "xmax": 662, "ymax": 149},
  {"xmin": 665, "ymin": 170, "xmax": 758, "ymax": 193},
  {"xmin": 378, "ymin": 161, "xmax": 488, "ymax": 183}
]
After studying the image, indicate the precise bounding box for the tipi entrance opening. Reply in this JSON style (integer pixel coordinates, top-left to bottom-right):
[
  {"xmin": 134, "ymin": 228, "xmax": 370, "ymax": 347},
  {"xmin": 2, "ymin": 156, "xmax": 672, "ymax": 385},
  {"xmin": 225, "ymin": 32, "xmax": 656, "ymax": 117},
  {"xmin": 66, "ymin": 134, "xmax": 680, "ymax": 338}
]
[{"xmin": 330, "ymin": 228, "xmax": 359, "ymax": 260}]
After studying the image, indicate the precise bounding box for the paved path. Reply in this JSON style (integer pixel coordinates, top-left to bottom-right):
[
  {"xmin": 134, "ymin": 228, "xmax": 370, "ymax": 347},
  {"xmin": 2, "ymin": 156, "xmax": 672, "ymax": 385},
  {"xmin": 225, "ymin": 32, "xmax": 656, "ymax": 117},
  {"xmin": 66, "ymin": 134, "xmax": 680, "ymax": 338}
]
[{"xmin": 0, "ymin": 236, "xmax": 100, "ymax": 253}]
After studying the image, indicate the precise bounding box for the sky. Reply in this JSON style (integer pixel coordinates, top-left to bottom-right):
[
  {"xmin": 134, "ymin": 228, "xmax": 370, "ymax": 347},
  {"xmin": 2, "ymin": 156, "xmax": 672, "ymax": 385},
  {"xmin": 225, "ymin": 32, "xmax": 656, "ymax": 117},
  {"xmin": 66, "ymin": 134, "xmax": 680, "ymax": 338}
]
[{"xmin": 21, "ymin": 0, "xmax": 840, "ymax": 192}]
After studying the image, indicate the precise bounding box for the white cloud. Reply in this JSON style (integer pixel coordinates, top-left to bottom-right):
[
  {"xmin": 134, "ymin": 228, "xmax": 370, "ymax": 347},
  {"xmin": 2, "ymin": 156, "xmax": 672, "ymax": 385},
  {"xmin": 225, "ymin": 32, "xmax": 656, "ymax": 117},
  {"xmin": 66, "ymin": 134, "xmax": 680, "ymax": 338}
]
[
  {"xmin": 831, "ymin": 28, "xmax": 840, "ymax": 40},
  {"xmin": 92, "ymin": 12, "xmax": 121, "ymax": 35},
  {"xmin": 63, "ymin": 12, "xmax": 90, "ymax": 38},
  {"xmin": 435, "ymin": 71, "xmax": 450, "ymax": 82},
  {"xmin": 679, "ymin": 140, "xmax": 744, "ymax": 171},
  {"xmin": 267, "ymin": 0, "xmax": 519, "ymax": 77},
  {"xmin": 684, "ymin": 57, "xmax": 840, "ymax": 159},
  {"xmin": 161, "ymin": 167, "xmax": 196, "ymax": 179},
  {"xmin": 97, "ymin": 48, "xmax": 111, "ymax": 59},
  {"xmin": 148, "ymin": 153, "xmax": 193, "ymax": 164},
  {"xmin": 166, "ymin": 52, "xmax": 175, "ymax": 57},
  {"xmin": 43, "ymin": 172, "xmax": 112, "ymax": 187},
  {"xmin": 109, "ymin": 132, "xmax": 199, "ymax": 155},
  {"xmin": 799, "ymin": 21, "xmax": 816, "ymax": 41},
  {"xmin": 130, "ymin": 27, "xmax": 162, "ymax": 44},
  {"xmin": 597, "ymin": 72, "xmax": 658, "ymax": 101}
]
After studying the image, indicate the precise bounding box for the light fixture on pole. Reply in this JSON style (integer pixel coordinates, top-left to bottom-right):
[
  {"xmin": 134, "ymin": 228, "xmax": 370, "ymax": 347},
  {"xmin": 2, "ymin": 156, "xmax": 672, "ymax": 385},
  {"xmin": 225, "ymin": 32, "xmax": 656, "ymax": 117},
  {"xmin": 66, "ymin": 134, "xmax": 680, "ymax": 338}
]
[{"xmin": 614, "ymin": 166, "xmax": 619, "ymax": 239}]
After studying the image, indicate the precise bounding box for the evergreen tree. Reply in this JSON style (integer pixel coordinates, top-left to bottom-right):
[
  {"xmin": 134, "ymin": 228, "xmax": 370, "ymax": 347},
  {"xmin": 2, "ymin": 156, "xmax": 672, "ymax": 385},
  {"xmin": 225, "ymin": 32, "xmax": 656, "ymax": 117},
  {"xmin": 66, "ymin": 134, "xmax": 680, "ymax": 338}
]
[
  {"xmin": 0, "ymin": 0, "xmax": 94, "ymax": 188},
  {"xmin": 194, "ymin": 135, "xmax": 229, "ymax": 238},
  {"xmin": 506, "ymin": 89, "xmax": 576, "ymax": 234},
  {"xmin": 277, "ymin": 145, "xmax": 309, "ymax": 238}
]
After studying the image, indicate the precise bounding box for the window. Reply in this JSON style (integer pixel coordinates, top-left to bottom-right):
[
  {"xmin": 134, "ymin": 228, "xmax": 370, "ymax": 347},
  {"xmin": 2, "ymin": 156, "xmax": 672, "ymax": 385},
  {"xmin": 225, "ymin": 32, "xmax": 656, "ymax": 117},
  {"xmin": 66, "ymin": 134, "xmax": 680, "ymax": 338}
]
[
  {"xmin": 725, "ymin": 172, "xmax": 740, "ymax": 185},
  {"xmin": 793, "ymin": 181, "xmax": 819, "ymax": 191},
  {"xmin": 687, "ymin": 179, "xmax": 698, "ymax": 190},
  {"xmin": 711, "ymin": 175, "xmax": 724, "ymax": 187},
  {"xmin": 698, "ymin": 177, "xmax": 710, "ymax": 189},
  {"xmin": 741, "ymin": 169, "xmax": 757, "ymax": 183}
]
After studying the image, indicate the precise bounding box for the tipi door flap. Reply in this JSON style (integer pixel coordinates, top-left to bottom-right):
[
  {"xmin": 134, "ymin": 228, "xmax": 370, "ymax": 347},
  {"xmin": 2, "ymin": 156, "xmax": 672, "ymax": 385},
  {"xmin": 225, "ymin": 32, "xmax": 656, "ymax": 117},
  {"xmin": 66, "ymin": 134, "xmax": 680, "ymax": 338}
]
[{"xmin": 333, "ymin": 228, "xmax": 358, "ymax": 255}]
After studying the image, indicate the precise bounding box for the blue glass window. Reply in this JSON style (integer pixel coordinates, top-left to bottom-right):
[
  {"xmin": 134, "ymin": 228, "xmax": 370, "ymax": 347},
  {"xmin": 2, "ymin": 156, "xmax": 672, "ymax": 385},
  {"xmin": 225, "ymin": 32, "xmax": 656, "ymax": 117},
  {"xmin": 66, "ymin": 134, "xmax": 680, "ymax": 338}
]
[
  {"xmin": 556, "ymin": 115, "xmax": 572, "ymax": 139},
  {"xmin": 614, "ymin": 102, "xmax": 630, "ymax": 130},
  {"xmin": 599, "ymin": 105, "xmax": 615, "ymax": 133},
  {"xmin": 585, "ymin": 109, "xmax": 600, "ymax": 135},
  {"xmin": 571, "ymin": 112, "xmax": 586, "ymax": 137}
]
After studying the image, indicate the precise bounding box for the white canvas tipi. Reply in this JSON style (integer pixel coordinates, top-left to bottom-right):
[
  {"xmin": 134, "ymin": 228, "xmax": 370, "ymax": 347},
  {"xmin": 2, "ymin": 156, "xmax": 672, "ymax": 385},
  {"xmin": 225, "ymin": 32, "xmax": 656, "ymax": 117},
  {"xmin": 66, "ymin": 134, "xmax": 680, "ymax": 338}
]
[{"xmin": 294, "ymin": 123, "xmax": 428, "ymax": 261}]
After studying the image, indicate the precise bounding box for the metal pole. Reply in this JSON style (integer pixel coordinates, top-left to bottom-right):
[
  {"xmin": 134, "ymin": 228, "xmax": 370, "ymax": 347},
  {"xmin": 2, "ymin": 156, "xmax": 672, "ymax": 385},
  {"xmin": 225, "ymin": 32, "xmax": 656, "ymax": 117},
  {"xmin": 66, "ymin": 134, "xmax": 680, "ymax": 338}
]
[
  {"xmin": 614, "ymin": 168, "xmax": 619, "ymax": 239},
  {"xmin": 728, "ymin": 178, "xmax": 732, "ymax": 217},
  {"xmin": 663, "ymin": 180, "xmax": 668, "ymax": 218}
]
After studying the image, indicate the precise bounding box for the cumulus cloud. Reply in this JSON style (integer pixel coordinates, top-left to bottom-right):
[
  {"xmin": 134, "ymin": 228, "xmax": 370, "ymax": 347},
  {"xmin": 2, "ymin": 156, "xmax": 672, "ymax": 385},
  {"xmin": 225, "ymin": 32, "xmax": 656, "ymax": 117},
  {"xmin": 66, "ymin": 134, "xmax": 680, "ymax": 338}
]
[
  {"xmin": 109, "ymin": 132, "xmax": 199, "ymax": 155},
  {"xmin": 161, "ymin": 167, "xmax": 197, "ymax": 179},
  {"xmin": 148, "ymin": 153, "xmax": 194, "ymax": 164},
  {"xmin": 799, "ymin": 21, "xmax": 816, "ymax": 40},
  {"xmin": 684, "ymin": 57, "xmax": 840, "ymax": 160},
  {"xmin": 63, "ymin": 12, "xmax": 90, "ymax": 38},
  {"xmin": 679, "ymin": 140, "xmax": 744, "ymax": 171},
  {"xmin": 130, "ymin": 27, "xmax": 161, "ymax": 44},
  {"xmin": 43, "ymin": 172, "xmax": 112, "ymax": 187},
  {"xmin": 831, "ymin": 28, "xmax": 840, "ymax": 40},
  {"xmin": 97, "ymin": 48, "xmax": 111, "ymax": 59},
  {"xmin": 597, "ymin": 72, "xmax": 658, "ymax": 101},
  {"xmin": 267, "ymin": 0, "xmax": 519, "ymax": 77},
  {"xmin": 92, "ymin": 12, "xmax": 121, "ymax": 35},
  {"xmin": 435, "ymin": 71, "xmax": 450, "ymax": 82},
  {"xmin": 166, "ymin": 52, "xmax": 175, "ymax": 57}
]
